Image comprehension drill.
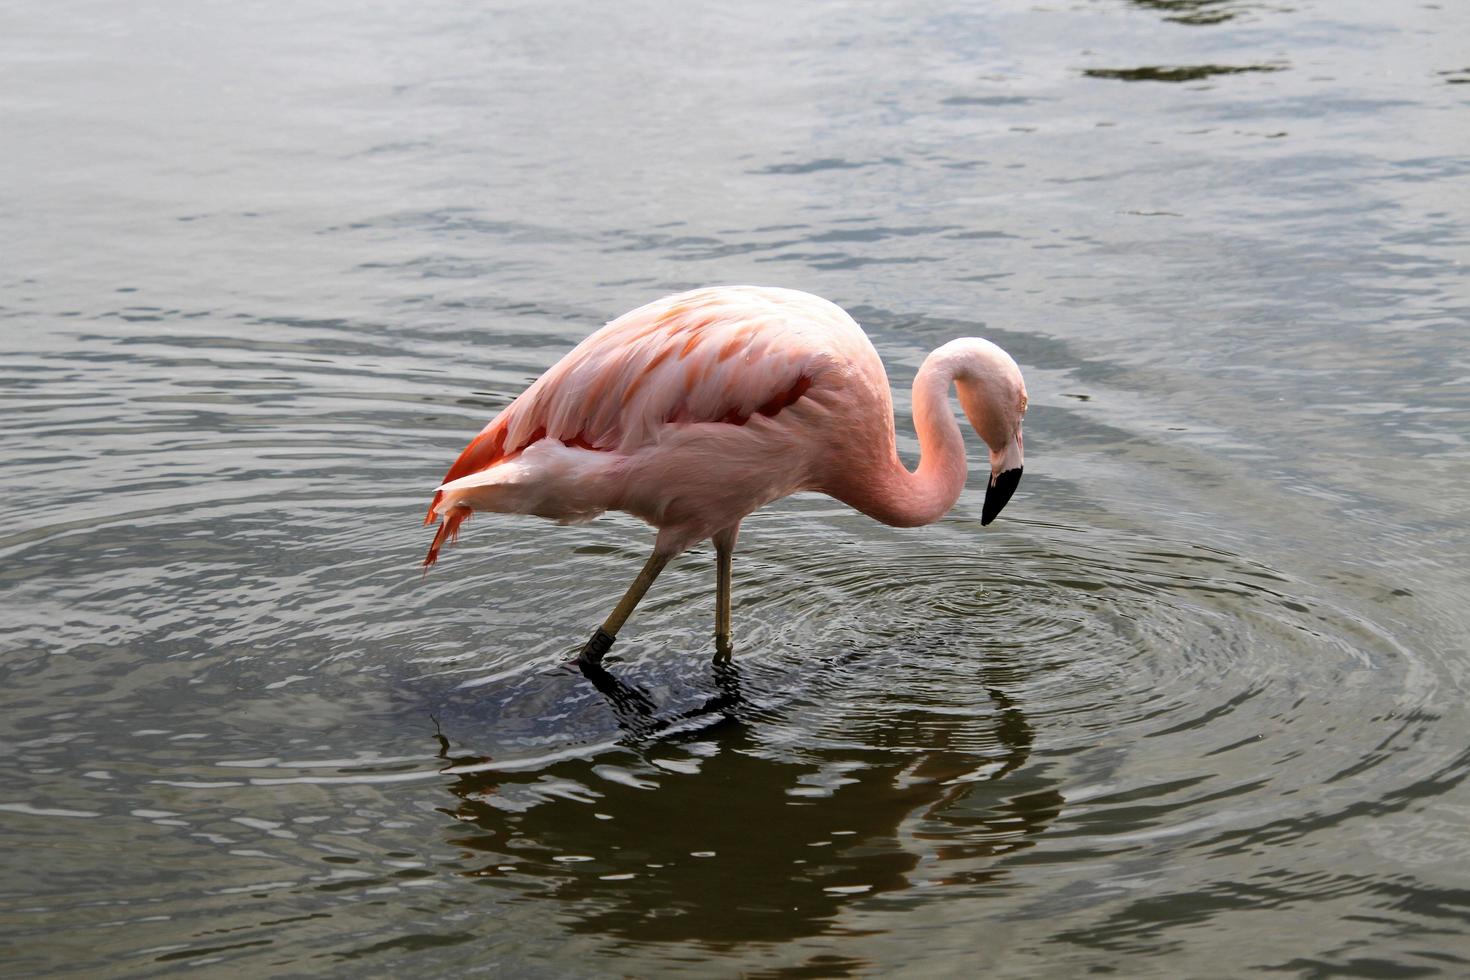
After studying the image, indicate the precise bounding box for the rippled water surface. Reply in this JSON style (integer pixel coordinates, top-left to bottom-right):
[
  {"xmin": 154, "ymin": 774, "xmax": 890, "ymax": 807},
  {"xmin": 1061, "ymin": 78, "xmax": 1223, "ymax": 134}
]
[{"xmin": 4, "ymin": 0, "xmax": 1470, "ymax": 975}]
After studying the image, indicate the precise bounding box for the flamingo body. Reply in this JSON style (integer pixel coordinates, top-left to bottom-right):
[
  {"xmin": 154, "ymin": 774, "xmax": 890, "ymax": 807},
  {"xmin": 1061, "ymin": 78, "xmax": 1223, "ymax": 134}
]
[{"xmin": 424, "ymin": 286, "xmax": 1027, "ymax": 662}]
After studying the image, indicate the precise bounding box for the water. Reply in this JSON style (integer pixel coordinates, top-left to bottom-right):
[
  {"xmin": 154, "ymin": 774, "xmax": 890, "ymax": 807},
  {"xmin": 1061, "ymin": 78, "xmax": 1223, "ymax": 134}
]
[{"xmin": 3, "ymin": 0, "xmax": 1469, "ymax": 974}]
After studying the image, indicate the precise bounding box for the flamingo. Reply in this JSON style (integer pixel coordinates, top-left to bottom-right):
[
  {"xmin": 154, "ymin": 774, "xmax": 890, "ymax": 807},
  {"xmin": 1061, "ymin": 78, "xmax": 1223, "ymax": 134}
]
[{"xmin": 423, "ymin": 286, "xmax": 1027, "ymax": 667}]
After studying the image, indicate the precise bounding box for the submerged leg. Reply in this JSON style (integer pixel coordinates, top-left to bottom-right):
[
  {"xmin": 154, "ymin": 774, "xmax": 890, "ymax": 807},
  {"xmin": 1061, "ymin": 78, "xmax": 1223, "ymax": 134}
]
[
  {"xmin": 577, "ymin": 548, "xmax": 671, "ymax": 668},
  {"xmin": 713, "ymin": 525, "xmax": 739, "ymax": 661}
]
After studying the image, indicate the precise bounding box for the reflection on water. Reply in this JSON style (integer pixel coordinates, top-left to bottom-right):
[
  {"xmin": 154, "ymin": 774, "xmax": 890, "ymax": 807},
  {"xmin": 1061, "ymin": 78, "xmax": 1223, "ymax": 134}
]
[
  {"xmin": 436, "ymin": 649, "xmax": 1042, "ymax": 946},
  {"xmin": 1083, "ymin": 64, "xmax": 1287, "ymax": 83},
  {"xmin": 4, "ymin": 0, "xmax": 1470, "ymax": 974},
  {"xmin": 1124, "ymin": 0, "xmax": 1251, "ymax": 26}
]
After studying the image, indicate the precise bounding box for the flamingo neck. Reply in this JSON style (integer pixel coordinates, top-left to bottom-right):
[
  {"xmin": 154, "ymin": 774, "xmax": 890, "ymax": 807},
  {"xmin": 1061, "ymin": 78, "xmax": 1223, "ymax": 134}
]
[{"xmin": 841, "ymin": 349, "xmax": 969, "ymax": 528}]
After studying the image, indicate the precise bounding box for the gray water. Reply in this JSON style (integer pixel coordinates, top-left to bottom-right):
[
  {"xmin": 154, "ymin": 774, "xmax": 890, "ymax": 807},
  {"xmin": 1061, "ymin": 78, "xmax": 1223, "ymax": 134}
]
[{"xmin": 4, "ymin": 0, "xmax": 1470, "ymax": 975}]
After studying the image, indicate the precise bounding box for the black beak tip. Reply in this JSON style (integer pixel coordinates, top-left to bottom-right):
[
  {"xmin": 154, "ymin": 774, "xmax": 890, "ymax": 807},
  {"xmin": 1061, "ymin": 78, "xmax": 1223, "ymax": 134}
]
[{"xmin": 982, "ymin": 467, "xmax": 1023, "ymax": 526}]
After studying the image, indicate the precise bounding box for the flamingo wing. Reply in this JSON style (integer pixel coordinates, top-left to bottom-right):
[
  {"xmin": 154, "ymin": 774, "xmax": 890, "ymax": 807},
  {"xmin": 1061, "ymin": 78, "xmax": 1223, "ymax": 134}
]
[{"xmin": 423, "ymin": 287, "xmax": 831, "ymax": 565}]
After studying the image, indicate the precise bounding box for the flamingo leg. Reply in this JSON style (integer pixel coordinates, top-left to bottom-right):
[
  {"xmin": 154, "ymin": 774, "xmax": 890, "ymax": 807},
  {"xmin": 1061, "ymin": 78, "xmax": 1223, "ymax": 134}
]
[
  {"xmin": 713, "ymin": 525, "xmax": 739, "ymax": 661},
  {"xmin": 577, "ymin": 549, "xmax": 670, "ymax": 667},
  {"xmin": 714, "ymin": 542, "xmax": 733, "ymax": 660}
]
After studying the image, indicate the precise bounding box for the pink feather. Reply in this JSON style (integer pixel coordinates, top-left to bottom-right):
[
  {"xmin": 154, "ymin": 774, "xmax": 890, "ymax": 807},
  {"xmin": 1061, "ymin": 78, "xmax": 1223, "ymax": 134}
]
[{"xmin": 424, "ymin": 285, "xmax": 1027, "ymax": 568}]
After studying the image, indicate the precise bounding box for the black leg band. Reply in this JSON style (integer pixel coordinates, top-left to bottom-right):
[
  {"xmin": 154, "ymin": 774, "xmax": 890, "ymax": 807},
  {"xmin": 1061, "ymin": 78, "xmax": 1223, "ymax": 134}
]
[{"xmin": 580, "ymin": 627, "xmax": 616, "ymax": 665}]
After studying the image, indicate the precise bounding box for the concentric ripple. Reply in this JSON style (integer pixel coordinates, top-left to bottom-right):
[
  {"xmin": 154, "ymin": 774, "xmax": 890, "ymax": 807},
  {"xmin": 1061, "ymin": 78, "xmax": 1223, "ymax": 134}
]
[{"xmin": 304, "ymin": 508, "xmax": 1459, "ymax": 956}]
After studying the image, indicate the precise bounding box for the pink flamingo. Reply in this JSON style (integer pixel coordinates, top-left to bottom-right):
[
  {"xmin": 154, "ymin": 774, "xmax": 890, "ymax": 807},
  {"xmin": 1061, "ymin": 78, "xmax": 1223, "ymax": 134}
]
[{"xmin": 424, "ymin": 286, "xmax": 1027, "ymax": 666}]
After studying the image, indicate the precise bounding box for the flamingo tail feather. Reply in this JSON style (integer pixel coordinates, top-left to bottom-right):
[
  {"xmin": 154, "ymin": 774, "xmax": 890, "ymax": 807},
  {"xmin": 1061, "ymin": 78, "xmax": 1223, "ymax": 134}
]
[{"xmin": 423, "ymin": 506, "xmax": 471, "ymax": 568}]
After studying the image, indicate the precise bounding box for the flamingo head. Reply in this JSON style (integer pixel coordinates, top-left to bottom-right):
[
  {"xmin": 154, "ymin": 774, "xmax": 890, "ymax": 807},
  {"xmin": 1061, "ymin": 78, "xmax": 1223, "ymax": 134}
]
[{"xmin": 952, "ymin": 339, "xmax": 1028, "ymax": 525}]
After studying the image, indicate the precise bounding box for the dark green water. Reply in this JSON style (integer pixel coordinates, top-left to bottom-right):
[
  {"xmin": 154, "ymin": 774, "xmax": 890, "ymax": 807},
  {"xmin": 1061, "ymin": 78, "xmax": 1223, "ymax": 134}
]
[{"xmin": 3, "ymin": 0, "xmax": 1469, "ymax": 975}]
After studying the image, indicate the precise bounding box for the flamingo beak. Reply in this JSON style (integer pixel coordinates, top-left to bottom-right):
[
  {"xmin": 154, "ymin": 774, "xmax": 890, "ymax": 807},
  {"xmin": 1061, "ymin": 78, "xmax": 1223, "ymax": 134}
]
[
  {"xmin": 982, "ymin": 467, "xmax": 1022, "ymax": 525},
  {"xmin": 982, "ymin": 428, "xmax": 1024, "ymax": 526}
]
